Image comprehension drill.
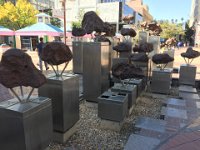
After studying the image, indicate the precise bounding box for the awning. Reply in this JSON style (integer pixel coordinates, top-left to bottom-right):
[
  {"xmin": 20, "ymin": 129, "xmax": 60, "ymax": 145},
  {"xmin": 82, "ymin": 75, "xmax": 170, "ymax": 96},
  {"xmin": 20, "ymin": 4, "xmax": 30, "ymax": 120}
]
[
  {"xmin": 0, "ymin": 26, "xmax": 15, "ymax": 36},
  {"xmin": 15, "ymin": 22, "xmax": 63, "ymax": 36}
]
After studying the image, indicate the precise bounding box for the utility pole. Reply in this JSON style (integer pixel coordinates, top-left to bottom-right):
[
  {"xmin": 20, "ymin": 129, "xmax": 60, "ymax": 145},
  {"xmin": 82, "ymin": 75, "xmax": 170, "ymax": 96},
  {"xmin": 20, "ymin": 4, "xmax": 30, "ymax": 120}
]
[{"xmin": 61, "ymin": 0, "xmax": 66, "ymax": 44}]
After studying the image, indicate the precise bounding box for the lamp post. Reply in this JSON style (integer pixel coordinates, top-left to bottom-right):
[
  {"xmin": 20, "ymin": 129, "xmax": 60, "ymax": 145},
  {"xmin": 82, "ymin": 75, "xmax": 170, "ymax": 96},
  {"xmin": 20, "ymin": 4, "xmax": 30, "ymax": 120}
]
[{"xmin": 61, "ymin": 0, "xmax": 66, "ymax": 44}]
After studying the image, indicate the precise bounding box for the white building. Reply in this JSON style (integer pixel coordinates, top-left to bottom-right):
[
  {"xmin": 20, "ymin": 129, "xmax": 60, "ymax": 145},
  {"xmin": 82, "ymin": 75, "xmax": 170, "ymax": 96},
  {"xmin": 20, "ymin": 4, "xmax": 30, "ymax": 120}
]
[{"xmin": 190, "ymin": 0, "xmax": 200, "ymax": 45}]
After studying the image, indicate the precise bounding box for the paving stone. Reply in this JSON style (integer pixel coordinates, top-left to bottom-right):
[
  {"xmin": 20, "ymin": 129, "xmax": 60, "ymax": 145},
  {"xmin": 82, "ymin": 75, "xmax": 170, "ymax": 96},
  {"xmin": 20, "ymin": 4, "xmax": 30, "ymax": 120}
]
[
  {"xmin": 135, "ymin": 117, "xmax": 166, "ymax": 133},
  {"xmin": 179, "ymin": 92, "xmax": 200, "ymax": 100},
  {"xmin": 164, "ymin": 98, "xmax": 186, "ymax": 107},
  {"xmin": 161, "ymin": 107, "xmax": 188, "ymax": 119},
  {"xmin": 196, "ymin": 102, "xmax": 200, "ymax": 109},
  {"xmin": 179, "ymin": 85, "xmax": 197, "ymax": 93},
  {"xmin": 124, "ymin": 134, "xmax": 160, "ymax": 150}
]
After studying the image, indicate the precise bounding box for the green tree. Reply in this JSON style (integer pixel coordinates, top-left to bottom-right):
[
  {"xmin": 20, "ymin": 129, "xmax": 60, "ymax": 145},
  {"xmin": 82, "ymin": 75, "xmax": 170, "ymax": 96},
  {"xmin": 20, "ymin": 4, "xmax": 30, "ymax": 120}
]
[
  {"xmin": 0, "ymin": 0, "xmax": 38, "ymax": 30},
  {"xmin": 160, "ymin": 21, "xmax": 185, "ymax": 39},
  {"xmin": 184, "ymin": 22, "xmax": 195, "ymax": 46},
  {"xmin": 72, "ymin": 9, "xmax": 85, "ymax": 28}
]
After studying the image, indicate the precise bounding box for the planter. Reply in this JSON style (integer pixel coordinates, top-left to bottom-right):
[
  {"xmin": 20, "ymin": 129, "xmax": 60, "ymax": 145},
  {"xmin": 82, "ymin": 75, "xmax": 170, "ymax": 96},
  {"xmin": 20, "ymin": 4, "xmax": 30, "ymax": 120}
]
[
  {"xmin": 123, "ymin": 78, "xmax": 144, "ymax": 97},
  {"xmin": 151, "ymin": 68, "xmax": 173, "ymax": 94},
  {"xmin": 83, "ymin": 42, "xmax": 110, "ymax": 102},
  {"xmin": 179, "ymin": 64, "xmax": 196, "ymax": 86},
  {"xmin": 0, "ymin": 97, "xmax": 52, "ymax": 150},
  {"xmin": 38, "ymin": 74, "xmax": 79, "ymax": 143},
  {"xmin": 111, "ymin": 83, "xmax": 137, "ymax": 109}
]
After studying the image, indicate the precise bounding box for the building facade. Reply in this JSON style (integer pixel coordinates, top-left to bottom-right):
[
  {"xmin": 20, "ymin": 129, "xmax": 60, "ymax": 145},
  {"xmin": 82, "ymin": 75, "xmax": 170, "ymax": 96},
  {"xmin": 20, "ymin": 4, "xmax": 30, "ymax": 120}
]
[
  {"xmin": 53, "ymin": 0, "xmax": 152, "ymax": 32},
  {"xmin": 190, "ymin": 0, "xmax": 200, "ymax": 45},
  {"xmin": 3, "ymin": 0, "xmax": 55, "ymax": 11}
]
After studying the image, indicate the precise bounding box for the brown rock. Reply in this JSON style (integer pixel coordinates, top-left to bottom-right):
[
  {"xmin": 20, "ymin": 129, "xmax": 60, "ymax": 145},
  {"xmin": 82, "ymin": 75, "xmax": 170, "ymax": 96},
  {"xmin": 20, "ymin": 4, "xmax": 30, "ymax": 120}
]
[
  {"xmin": 41, "ymin": 42, "xmax": 73, "ymax": 66},
  {"xmin": 121, "ymin": 28, "xmax": 137, "ymax": 37},
  {"xmin": 181, "ymin": 47, "xmax": 200, "ymax": 59},
  {"xmin": 112, "ymin": 63, "xmax": 144, "ymax": 80},
  {"xmin": 0, "ymin": 48, "xmax": 46, "ymax": 88},
  {"xmin": 82, "ymin": 11, "xmax": 104, "ymax": 34},
  {"xmin": 152, "ymin": 53, "xmax": 174, "ymax": 64},
  {"xmin": 129, "ymin": 53, "xmax": 149, "ymax": 62},
  {"xmin": 113, "ymin": 42, "xmax": 132, "ymax": 52}
]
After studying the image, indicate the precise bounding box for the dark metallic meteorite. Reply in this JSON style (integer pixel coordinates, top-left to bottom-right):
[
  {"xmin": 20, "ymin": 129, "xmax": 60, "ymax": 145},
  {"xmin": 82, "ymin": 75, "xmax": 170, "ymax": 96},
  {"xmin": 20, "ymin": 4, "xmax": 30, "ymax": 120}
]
[
  {"xmin": 72, "ymin": 27, "xmax": 86, "ymax": 37},
  {"xmin": 121, "ymin": 28, "xmax": 137, "ymax": 37},
  {"xmin": 181, "ymin": 47, "xmax": 200, "ymax": 59},
  {"xmin": 94, "ymin": 35, "xmax": 111, "ymax": 45},
  {"xmin": 129, "ymin": 53, "xmax": 149, "ymax": 62},
  {"xmin": 0, "ymin": 48, "xmax": 46, "ymax": 88},
  {"xmin": 103, "ymin": 22, "xmax": 116, "ymax": 37},
  {"xmin": 139, "ymin": 42, "xmax": 154, "ymax": 53},
  {"xmin": 152, "ymin": 53, "xmax": 174, "ymax": 64},
  {"xmin": 41, "ymin": 42, "xmax": 73, "ymax": 66},
  {"xmin": 113, "ymin": 42, "xmax": 132, "ymax": 52},
  {"xmin": 82, "ymin": 11, "xmax": 104, "ymax": 34},
  {"xmin": 112, "ymin": 63, "xmax": 144, "ymax": 80}
]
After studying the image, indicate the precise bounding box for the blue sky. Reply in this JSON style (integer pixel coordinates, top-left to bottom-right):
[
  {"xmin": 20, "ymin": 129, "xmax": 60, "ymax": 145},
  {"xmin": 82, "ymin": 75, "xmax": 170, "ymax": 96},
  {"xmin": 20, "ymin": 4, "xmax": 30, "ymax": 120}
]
[{"xmin": 143, "ymin": 0, "xmax": 192, "ymax": 22}]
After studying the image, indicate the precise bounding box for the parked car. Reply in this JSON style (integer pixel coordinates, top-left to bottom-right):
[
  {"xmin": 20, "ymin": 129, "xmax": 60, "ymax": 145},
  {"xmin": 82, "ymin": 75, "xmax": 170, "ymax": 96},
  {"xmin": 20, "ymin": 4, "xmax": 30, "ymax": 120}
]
[{"xmin": 0, "ymin": 43, "xmax": 11, "ymax": 53}]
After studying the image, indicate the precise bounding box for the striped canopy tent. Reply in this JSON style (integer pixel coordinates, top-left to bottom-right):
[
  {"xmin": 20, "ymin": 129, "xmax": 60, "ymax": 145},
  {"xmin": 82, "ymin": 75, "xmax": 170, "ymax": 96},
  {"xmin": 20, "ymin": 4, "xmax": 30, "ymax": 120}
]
[
  {"xmin": 0, "ymin": 26, "xmax": 15, "ymax": 36},
  {"xmin": 15, "ymin": 22, "xmax": 63, "ymax": 36}
]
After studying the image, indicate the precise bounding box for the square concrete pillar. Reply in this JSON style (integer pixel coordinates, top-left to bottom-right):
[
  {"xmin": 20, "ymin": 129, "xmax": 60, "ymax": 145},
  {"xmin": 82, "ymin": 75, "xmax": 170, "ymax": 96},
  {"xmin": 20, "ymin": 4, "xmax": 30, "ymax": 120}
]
[
  {"xmin": 72, "ymin": 41, "xmax": 83, "ymax": 74},
  {"xmin": 111, "ymin": 83, "xmax": 137, "ymax": 109},
  {"xmin": 38, "ymin": 74, "xmax": 79, "ymax": 143},
  {"xmin": 83, "ymin": 42, "xmax": 110, "ymax": 102},
  {"xmin": 98, "ymin": 90, "xmax": 128, "ymax": 122},
  {"xmin": 0, "ymin": 97, "xmax": 52, "ymax": 150},
  {"xmin": 151, "ymin": 68, "xmax": 173, "ymax": 94},
  {"xmin": 138, "ymin": 31, "xmax": 149, "ymax": 44},
  {"xmin": 179, "ymin": 64, "xmax": 196, "ymax": 86}
]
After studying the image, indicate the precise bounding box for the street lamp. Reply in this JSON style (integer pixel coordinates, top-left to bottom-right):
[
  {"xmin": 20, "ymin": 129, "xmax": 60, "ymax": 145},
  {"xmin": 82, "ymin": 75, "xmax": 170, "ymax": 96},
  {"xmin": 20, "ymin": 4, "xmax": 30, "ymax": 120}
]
[{"xmin": 60, "ymin": 0, "xmax": 66, "ymax": 44}]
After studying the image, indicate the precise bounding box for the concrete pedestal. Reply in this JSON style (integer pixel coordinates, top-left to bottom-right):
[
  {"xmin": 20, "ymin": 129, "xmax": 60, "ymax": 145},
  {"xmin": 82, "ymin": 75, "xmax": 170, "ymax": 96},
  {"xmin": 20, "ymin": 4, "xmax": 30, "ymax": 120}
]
[
  {"xmin": 98, "ymin": 90, "xmax": 128, "ymax": 122},
  {"xmin": 83, "ymin": 42, "xmax": 110, "ymax": 102},
  {"xmin": 179, "ymin": 64, "xmax": 196, "ymax": 86},
  {"xmin": 111, "ymin": 83, "xmax": 137, "ymax": 109},
  {"xmin": 148, "ymin": 36, "xmax": 160, "ymax": 54},
  {"xmin": 151, "ymin": 68, "xmax": 172, "ymax": 94},
  {"xmin": 72, "ymin": 41, "xmax": 83, "ymax": 74},
  {"xmin": 38, "ymin": 74, "xmax": 79, "ymax": 143},
  {"xmin": 138, "ymin": 31, "xmax": 149, "ymax": 45},
  {"xmin": 163, "ymin": 49, "xmax": 175, "ymax": 68},
  {"xmin": 0, "ymin": 97, "xmax": 52, "ymax": 150},
  {"xmin": 123, "ymin": 78, "xmax": 144, "ymax": 97}
]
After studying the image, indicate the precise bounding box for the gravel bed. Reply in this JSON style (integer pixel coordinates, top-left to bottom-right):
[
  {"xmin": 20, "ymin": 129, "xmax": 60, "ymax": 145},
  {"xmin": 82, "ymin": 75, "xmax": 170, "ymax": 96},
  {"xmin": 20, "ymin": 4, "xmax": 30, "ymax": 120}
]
[{"xmin": 49, "ymin": 91, "xmax": 163, "ymax": 150}]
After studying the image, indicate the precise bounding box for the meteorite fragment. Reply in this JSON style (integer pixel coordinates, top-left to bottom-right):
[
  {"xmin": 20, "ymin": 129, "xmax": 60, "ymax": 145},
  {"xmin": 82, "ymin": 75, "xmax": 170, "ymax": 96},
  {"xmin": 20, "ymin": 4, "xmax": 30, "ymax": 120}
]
[
  {"xmin": 121, "ymin": 28, "xmax": 137, "ymax": 37},
  {"xmin": 103, "ymin": 22, "xmax": 115, "ymax": 37},
  {"xmin": 152, "ymin": 53, "xmax": 174, "ymax": 64},
  {"xmin": 140, "ymin": 21, "xmax": 162, "ymax": 36},
  {"xmin": 94, "ymin": 35, "xmax": 111, "ymax": 45},
  {"xmin": 161, "ymin": 38, "xmax": 177, "ymax": 48},
  {"xmin": 82, "ymin": 11, "xmax": 104, "ymax": 34},
  {"xmin": 0, "ymin": 48, "xmax": 46, "ymax": 88},
  {"xmin": 72, "ymin": 27, "xmax": 86, "ymax": 37},
  {"xmin": 112, "ymin": 63, "xmax": 144, "ymax": 80},
  {"xmin": 181, "ymin": 47, "xmax": 200, "ymax": 59},
  {"xmin": 129, "ymin": 53, "xmax": 149, "ymax": 62},
  {"xmin": 122, "ymin": 15, "xmax": 134, "ymax": 23},
  {"xmin": 41, "ymin": 42, "xmax": 73, "ymax": 66},
  {"xmin": 139, "ymin": 42, "xmax": 154, "ymax": 53},
  {"xmin": 113, "ymin": 42, "xmax": 132, "ymax": 52}
]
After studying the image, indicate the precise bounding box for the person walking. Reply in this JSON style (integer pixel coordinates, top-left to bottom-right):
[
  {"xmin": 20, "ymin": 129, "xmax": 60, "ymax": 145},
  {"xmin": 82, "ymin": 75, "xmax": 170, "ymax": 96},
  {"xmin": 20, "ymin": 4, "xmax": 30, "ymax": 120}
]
[{"xmin": 37, "ymin": 37, "xmax": 49, "ymax": 71}]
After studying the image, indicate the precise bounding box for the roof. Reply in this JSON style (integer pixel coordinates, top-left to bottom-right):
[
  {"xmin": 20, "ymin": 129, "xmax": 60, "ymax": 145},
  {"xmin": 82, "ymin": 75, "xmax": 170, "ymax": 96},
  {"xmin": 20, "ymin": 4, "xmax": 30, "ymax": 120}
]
[
  {"xmin": 35, "ymin": 13, "xmax": 51, "ymax": 18},
  {"xmin": 0, "ymin": 26, "xmax": 15, "ymax": 36},
  {"xmin": 15, "ymin": 23, "xmax": 63, "ymax": 36}
]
